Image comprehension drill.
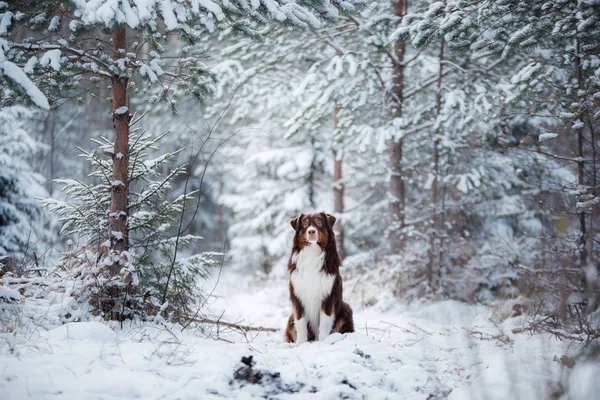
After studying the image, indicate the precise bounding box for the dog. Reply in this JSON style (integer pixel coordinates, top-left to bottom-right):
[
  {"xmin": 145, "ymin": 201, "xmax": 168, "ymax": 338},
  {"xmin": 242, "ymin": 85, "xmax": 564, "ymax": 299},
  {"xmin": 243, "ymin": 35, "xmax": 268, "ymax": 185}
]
[{"xmin": 285, "ymin": 212, "xmax": 354, "ymax": 343}]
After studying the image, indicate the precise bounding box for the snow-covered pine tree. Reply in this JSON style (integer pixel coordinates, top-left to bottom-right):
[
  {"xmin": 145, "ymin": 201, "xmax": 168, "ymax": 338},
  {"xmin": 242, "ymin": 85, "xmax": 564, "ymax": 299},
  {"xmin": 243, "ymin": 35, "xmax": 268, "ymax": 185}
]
[
  {"xmin": 42, "ymin": 125, "xmax": 218, "ymax": 321},
  {"xmin": 0, "ymin": 106, "xmax": 49, "ymax": 269}
]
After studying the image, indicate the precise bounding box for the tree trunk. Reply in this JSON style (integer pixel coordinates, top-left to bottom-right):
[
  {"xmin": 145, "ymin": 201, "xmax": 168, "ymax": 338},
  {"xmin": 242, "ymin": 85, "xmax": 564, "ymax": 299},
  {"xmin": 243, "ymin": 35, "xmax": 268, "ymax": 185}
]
[
  {"xmin": 427, "ymin": 37, "xmax": 445, "ymax": 287},
  {"xmin": 575, "ymin": 45, "xmax": 588, "ymax": 268},
  {"xmin": 333, "ymin": 107, "xmax": 345, "ymax": 260},
  {"xmin": 109, "ymin": 24, "xmax": 130, "ymax": 266},
  {"xmin": 587, "ymin": 113, "xmax": 596, "ymax": 269},
  {"xmin": 308, "ymin": 137, "xmax": 317, "ymax": 208},
  {"xmin": 577, "ymin": 126, "xmax": 588, "ymax": 268},
  {"xmin": 388, "ymin": 0, "xmax": 407, "ymax": 251},
  {"xmin": 533, "ymin": 144, "xmax": 547, "ymax": 270},
  {"xmin": 217, "ymin": 177, "xmax": 224, "ymax": 245},
  {"xmin": 46, "ymin": 111, "xmax": 56, "ymax": 195}
]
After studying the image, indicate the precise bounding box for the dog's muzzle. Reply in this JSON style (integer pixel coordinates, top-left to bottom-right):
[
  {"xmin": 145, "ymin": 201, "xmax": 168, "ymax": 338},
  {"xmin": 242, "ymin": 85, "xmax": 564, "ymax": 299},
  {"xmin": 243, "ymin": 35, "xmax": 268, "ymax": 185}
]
[{"xmin": 307, "ymin": 227, "xmax": 318, "ymax": 242}]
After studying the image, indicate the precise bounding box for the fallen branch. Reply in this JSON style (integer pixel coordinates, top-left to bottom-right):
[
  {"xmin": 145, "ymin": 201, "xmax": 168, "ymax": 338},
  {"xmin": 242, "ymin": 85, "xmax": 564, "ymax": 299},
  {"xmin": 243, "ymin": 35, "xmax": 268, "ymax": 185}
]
[
  {"xmin": 511, "ymin": 326, "xmax": 585, "ymax": 342},
  {"xmin": 188, "ymin": 317, "xmax": 280, "ymax": 333},
  {"xmin": 464, "ymin": 328, "xmax": 511, "ymax": 344},
  {"xmin": 511, "ymin": 313, "xmax": 600, "ymax": 343}
]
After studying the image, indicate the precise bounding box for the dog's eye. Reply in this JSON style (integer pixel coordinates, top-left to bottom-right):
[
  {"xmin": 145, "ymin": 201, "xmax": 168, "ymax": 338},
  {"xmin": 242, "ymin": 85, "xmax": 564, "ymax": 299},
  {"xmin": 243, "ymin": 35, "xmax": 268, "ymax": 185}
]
[
  {"xmin": 302, "ymin": 219, "xmax": 310, "ymax": 227},
  {"xmin": 314, "ymin": 218, "xmax": 322, "ymax": 227}
]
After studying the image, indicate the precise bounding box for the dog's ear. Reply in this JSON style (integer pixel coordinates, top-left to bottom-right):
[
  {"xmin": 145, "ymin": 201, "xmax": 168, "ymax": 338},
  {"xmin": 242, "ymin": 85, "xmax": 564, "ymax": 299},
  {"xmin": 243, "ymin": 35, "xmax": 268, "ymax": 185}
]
[
  {"xmin": 323, "ymin": 212, "xmax": 336, "ymax": 227},
  {"xmin": 290, "ymin": 213, "xmax": 303, "ymax": 231}
]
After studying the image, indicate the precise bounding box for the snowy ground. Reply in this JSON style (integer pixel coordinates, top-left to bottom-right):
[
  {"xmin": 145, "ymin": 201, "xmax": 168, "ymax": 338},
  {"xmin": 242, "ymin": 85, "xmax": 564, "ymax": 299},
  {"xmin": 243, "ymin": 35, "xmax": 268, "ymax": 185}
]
[{"xmin": 0, "ymin": 267, "xmax": 592, "ymax": 399}]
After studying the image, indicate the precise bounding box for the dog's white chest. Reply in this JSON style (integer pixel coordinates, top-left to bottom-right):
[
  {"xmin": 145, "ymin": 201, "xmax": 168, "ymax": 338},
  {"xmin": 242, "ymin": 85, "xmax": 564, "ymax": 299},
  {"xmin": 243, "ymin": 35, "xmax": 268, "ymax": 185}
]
[{"xmin": 290, "ymin": 245, "xmax": 335, "ymax": 331}]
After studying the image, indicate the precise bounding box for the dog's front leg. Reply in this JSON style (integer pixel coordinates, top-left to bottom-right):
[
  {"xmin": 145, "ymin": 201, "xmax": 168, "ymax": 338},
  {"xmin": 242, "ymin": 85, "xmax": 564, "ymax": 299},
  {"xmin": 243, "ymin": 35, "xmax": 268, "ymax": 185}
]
[
  {"xmin": 318, "ymin": 311, "xmax": 334, "ymax": 341},
  {"xmin": 319, "ymin": 279, "xmax": 339, "ymax": 341},
  {"xmin": 295, "ymin": 317, "xmax": 308, "ymax": 344},
  {"xmin": 291, "ymin": 289, "xmax": 308, "ymax": 344}
]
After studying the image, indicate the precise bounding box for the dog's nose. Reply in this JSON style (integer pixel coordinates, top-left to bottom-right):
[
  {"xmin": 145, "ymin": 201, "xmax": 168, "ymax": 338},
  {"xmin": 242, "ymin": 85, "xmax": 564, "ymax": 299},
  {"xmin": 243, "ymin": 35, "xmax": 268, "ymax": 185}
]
[{"xmin": 308, "ymin": 227, "xmax": 317, "ymax": 235}]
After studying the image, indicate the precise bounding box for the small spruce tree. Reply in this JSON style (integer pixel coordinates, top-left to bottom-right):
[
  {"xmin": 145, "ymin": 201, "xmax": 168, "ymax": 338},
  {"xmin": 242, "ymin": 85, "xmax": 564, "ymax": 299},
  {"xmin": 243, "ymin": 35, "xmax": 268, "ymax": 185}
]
[{"xmin": 43, "ymin": 125, "xmax": 218, "ymax": 321}]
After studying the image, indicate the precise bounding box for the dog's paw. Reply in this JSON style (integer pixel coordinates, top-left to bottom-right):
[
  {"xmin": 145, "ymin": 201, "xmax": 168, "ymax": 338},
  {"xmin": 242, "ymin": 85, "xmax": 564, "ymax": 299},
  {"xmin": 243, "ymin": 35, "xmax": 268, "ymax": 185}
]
[
  {"xmin": 323, "ymin": 332, "xmax": 343, "ymax": 345},
  {"xmin": 296, "ymin": 336, "xmax": 308, "ymax": 345}
]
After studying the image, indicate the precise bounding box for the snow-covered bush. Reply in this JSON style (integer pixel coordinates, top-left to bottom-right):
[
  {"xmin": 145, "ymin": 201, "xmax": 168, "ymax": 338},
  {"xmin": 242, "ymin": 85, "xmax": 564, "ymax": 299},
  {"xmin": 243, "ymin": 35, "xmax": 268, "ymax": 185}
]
[{"xmin": 42, "ymin": 124, "xmax": 218, "ymax": 321}]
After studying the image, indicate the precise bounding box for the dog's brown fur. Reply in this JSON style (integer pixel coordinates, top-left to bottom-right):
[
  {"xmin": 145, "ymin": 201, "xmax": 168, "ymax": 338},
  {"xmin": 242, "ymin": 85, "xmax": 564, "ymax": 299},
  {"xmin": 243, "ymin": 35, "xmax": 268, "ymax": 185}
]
[{"xmin": 285, "ymin": 212, "xmax": 354, "ymax": 343}]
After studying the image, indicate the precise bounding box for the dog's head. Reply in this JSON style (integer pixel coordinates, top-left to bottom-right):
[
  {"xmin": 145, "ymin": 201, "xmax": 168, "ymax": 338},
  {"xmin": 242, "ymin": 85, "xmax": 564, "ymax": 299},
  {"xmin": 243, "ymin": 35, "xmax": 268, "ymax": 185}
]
[{"xmin": 290, "ymin": 212, "xmax": 336, "ymax": 250}]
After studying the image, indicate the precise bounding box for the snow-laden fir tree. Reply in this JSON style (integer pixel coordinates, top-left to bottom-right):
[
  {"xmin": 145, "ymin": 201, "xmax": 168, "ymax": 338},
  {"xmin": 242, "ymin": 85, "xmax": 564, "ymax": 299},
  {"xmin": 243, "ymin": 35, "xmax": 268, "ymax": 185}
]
[{"xmin": 42, "ymin": 125, "xmax": 219, "ymax": 321}]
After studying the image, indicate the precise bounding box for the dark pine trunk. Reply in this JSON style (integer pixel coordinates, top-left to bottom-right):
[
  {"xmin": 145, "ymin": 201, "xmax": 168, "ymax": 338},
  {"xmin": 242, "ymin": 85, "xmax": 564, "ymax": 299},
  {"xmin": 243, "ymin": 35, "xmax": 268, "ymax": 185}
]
[
  {"xmin": 333, "ymin": 107, "xmax": 345, "ymax": 260},
  {"xmin": 575, "ymin": 44, "xmax": 588, "ymax": 269},
  {"xmin": 427, "ymin": 37, "xmax": 445, "ymax": 287},
  {"xmin": 218, "ymin": 178, "xmax": 225, "ymax": 245},
  {"xmin": 388, "ymin": 0, "xmax": 408, "ymax": 252},
  {"xmin": 109, "ymin": 24, "xmax": 130, "ymax": 268}
]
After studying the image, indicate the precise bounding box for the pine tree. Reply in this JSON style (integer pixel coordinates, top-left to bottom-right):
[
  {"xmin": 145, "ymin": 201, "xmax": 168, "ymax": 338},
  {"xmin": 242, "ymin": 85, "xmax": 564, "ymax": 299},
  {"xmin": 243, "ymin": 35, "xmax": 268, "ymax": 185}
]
[{"xmin": 42, "ymin": 126, "xmax": 218, "ymax": 320}]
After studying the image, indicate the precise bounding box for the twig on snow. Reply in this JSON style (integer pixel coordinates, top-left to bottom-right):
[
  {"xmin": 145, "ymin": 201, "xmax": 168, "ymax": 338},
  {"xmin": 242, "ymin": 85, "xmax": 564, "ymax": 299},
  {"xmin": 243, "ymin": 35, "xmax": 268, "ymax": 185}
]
[{"xmin": 187, "ymin": 317, "xmax": 280, "ymax": 333}]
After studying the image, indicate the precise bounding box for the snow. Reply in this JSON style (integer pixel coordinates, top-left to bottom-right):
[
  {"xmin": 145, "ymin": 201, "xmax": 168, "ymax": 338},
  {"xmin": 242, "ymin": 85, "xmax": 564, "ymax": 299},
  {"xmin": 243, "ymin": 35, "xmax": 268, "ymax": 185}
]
[
  {"xmin": 109, "ymin": 210, "xmax": 126, "ymax": 218},
  {"xmin": 511, "ymin": 63, "xmax": 541, "ymax": 84},
  {"xmin": 0, "ymin": 286, "xmax": 21, "ymax": 301},
  {"xmin": 568, "ymin": 362, "xmax": 600, "ymax": 400},
  {"xmin": 160, "ymin": 0, "xmax": 179, "ymax": 30},
  {"xmin": 68, "ymin": 19, "xmax": 82, "ymax": 32},
  {"xmin": 140, "ymin": 63, "xmax": 158, "ymax": 82},
  {"xmin": 539, "ymin": 132, "xmax": 558, "ymax": 141},
  {"xmin": 48, "ymin": 15, "xmax": 60, "ymax": 31},
  {"xmin": 114, "ymin": 106, "xmax": 128, "ymax": 115},
  {"xmin": 195, "ymin": 0, "xmax": 225, "ymax": 21},
  {"xmin": 577, "ymin": 196, "xmax": 600, "ymax": 210},
  {"xmin": 0, "ymin": 60, "xmax": 50, "ymax": 109},
  {"xmin": 0, "ymin": 10, "xmax": 12, "ymax": 35},
  {"xmin": 0, "ymin": 269, "xmax": 586, "ymax": 399},
  {"xmin": 262, "ymin": 0, "xmax": 287, "ymax": 22},
  {"xmin": 23, "ymin": 56, "xmax": 37, "ymax": 74},
  {"xmin": 45, "ymin": 321, "xmax": 116, "ymax": 342},
  {"xmin": 39, "ymin": 49, "xmax": 62, "ymax": 71},
  {"xmin": 572, "ymin": 120, "xmax": 585, "ymax": 130}
]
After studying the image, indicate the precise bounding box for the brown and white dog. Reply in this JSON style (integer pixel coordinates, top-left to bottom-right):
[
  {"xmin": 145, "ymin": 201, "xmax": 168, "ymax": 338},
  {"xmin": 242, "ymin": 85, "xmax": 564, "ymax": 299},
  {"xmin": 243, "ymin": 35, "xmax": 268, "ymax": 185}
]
[{"xmin": 285, "ymin": 212, "xmax": 354, "ymax": 343}]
